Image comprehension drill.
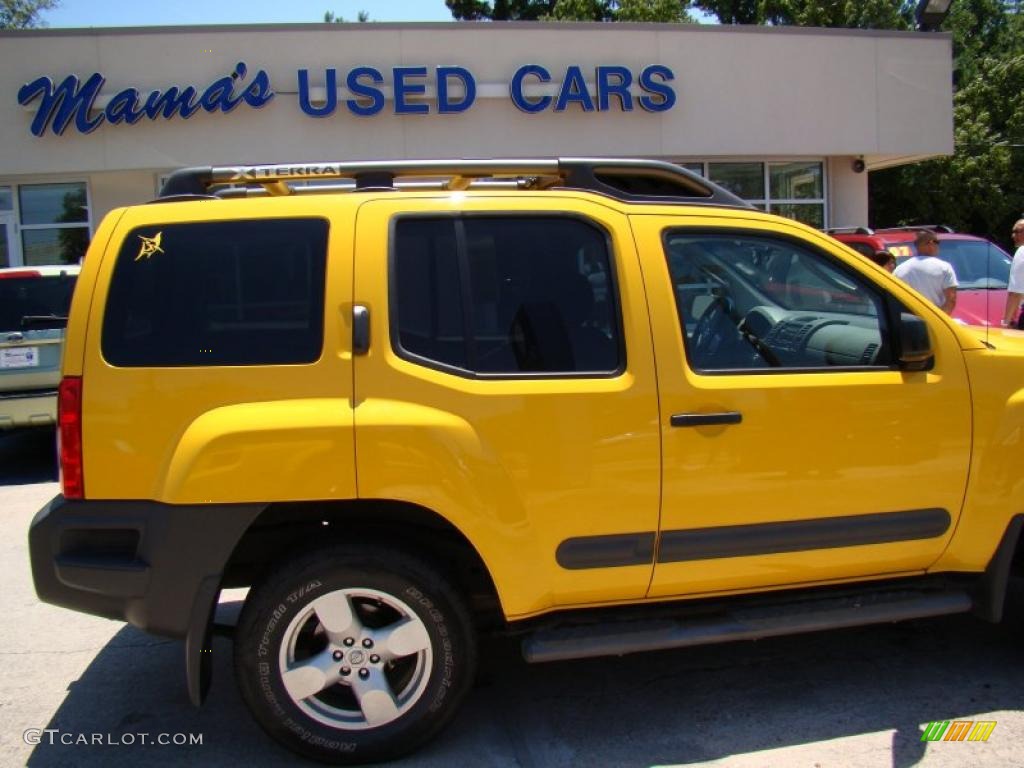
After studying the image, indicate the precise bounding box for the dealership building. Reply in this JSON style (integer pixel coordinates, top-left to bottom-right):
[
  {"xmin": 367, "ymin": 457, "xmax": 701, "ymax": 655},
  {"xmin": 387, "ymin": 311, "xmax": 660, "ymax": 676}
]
[{"xmin": 0, "ymin": 22, "xmax": 953, "ymax": 268}]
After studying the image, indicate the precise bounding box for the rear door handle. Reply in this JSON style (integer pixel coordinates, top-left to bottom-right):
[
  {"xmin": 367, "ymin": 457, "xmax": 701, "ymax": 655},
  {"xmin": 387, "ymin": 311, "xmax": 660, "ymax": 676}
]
[
  {"xmin": 353, "ymin": 305, "xmax": 370, "ymax": 355},
  {"xmin": 670, "ymin": 412, "xmax": 742, "ymax": 428}
]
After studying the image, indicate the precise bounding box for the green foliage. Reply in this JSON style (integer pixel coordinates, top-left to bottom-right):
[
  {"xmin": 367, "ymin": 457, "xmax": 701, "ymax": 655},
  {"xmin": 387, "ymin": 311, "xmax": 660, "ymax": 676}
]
[
  {"xmin": 0, "ymin": 0, "xmax": 58, "ymax": 28},
  {"xmin": 323, "ymin": 9, "xmax": 370, "ymax": 23},
  {"xmin": 870, "ymin": 4, "xmax": 1024, "ymax": 249},
  {"xmin": 870, "ymin": 52, "xmax": 1024, "ymax": 248},
  {"xmin": 445, "ymin": 1, "xmax": 558, "ymax": 20},
  {"xmin": 613, "ymin": 0, "xmax": 693, "ymax": 22},
  {"xmin": 447, "ymin": 0, "xmax": 691, "ymax": 21},
  {"xmin": 693, "ymin": 1, "xmax": 914, "ymax": 28}
]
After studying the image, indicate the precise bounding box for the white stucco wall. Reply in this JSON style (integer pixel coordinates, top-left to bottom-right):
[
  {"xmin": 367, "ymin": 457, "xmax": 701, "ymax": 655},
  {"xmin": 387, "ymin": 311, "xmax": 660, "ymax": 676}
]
[{"xmin": 827, "ymin": 156, "xmax": 870, "ymax": 229}]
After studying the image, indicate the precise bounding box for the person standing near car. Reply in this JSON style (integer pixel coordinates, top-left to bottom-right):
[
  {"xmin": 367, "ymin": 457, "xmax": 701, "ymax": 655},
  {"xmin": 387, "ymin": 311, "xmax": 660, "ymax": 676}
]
[
  {"xmin": 893, "ymin": 230, "xmax": 957, "ymax": 315},
  {"xmin": 1002, "ymin": 219, "xmax": 1024, "ymax": 328}
]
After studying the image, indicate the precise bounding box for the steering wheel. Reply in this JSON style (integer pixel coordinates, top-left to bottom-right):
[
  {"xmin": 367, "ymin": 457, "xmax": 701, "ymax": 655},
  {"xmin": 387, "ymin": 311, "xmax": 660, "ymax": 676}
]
[{"xmin": 691, "ymin": 295, "xmax": 735, "ymax": 364}]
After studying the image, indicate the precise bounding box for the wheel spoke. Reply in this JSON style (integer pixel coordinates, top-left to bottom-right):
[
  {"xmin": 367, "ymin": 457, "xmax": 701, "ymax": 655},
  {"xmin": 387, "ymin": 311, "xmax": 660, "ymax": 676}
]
[
  {"xmin": 378, "ymin": 617, "xmax": 431, "ymax": 660},
  {"xmin": 312, "ymin": 591, "xmax": 359, "ymax": 638},
  {"xmin": 282, "ymin": 650, "xmax": 339, "ymax": 701},
  {"xmin": 351, "ymin": 668, "xmax": 401, "ymax": 726}
]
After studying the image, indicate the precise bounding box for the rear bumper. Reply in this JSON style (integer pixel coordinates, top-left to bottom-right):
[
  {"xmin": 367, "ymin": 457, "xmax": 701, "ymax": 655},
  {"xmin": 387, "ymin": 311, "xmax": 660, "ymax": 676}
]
[
  {"xmin": 0, "ymin": 389, "xmax": 57, "ymax": 429},
  {"xmin": 29, "ymin": 495, "xmax": 264, "ymax": 638}
]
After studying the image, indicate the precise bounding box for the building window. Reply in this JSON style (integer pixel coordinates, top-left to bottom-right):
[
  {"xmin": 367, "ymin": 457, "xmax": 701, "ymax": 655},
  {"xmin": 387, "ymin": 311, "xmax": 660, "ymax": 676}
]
[
  {"xmin": 18, "ymin": 182, "xmax": 91, "ymax": 265},
  {"xmin": 681, "ymin": 161, "xmax": 826, "ymax": 228},
  {"xmin": 708, "ymin": 162, "xmax": 766, "ymax": 200},
  {"xmin": 0, "ymin": 186, "xmax": 12, "ymax": 268}
]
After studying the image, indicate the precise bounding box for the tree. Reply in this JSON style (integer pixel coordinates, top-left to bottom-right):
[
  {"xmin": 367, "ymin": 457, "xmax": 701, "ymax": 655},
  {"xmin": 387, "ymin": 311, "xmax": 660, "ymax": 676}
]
[
  {"xmin": 446, "ymin": 1, "xmax": 558, "ymax": 20},
  {"xmin": 693, "ymin": 1, "xmax": 914, "ymax": 28},
  {"xmin": 323, "ymin": 9, "xmax": 370, "ymax": 23},
  {"xmin": 869, "ymin": 1, "xmax": 1024, "ymax": 248},
  {"xmin": 447, "ymin": 0, "xmax": 692, "ymax": 21},
  {"xmin": 1, "ymin": 0, "xmax": 59, "ymax": 29}
]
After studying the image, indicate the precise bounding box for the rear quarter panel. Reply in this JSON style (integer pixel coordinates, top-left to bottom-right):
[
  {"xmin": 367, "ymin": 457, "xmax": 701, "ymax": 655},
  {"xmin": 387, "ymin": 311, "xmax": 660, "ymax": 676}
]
[{"xmin": 79, "ymin": 198, "xmax": 357, "ymax": 504}]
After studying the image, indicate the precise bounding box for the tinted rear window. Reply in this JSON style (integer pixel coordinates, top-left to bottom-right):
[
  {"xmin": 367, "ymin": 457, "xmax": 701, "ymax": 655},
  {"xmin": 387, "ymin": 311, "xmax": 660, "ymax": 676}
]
[
  {"xmin": 0, "ymin": 273, "xmax": 77, "ymax": 331},
  {"xmin": 102, "ymin": 219, "xmax": 328, "ymax": 367}
]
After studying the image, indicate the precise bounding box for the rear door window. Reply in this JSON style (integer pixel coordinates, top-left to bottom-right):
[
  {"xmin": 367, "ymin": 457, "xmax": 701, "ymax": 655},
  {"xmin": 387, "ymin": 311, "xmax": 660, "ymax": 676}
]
[
  {"xmin": 102, "ymin": 219, "xmax": 328, "ymax": 367},
  {"xmin": 392, "ymin": 216, "xmax": 622, "ymax": 376}
]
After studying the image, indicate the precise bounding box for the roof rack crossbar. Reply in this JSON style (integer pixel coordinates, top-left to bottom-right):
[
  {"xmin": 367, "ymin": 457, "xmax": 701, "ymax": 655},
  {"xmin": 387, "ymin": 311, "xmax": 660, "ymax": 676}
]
[{"xmin": 156, "ymin": 158, "xmax": 752, "ymax": 209}]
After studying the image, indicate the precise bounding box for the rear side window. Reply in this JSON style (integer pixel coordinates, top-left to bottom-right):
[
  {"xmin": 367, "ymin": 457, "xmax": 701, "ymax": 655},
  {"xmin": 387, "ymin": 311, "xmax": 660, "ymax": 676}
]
[
  {"xmin": 393, "ymin": 216, "xmax": 622, "ymax": 376},
  {"xmin": 102, "ymin": 219, "xmax": 328, "ymax": 367}
]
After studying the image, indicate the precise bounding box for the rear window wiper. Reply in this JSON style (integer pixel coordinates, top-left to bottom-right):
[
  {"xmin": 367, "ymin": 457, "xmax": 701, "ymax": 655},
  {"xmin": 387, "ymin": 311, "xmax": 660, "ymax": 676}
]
[{"xmin": 20, "ymin": 314, "xmax": 69, "ymax": 328}]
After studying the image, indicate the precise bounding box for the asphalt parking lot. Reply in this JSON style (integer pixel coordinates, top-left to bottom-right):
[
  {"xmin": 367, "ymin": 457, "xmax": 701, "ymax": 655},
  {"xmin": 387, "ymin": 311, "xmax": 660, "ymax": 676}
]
[{"xmin": 2, "ymin": 428, "xmax": 1023, "ymax": 767}]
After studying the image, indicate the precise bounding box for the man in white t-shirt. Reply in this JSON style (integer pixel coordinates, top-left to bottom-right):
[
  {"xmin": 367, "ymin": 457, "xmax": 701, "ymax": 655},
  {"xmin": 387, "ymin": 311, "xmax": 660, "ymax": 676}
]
[
  {"xmin": 893, "ymin": 230, "xmax": 958, "ymax": 315},
  {"xmin": 1002, "ymin": 219, "xmax": 1024, "ymax": 327}
]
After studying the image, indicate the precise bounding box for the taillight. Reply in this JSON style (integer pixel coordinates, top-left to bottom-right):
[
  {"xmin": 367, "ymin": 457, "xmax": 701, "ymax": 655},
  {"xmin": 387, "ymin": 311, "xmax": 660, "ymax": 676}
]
[{"xmin": 58, "ymin": 376, "xmax": 84, "ymax": 499}]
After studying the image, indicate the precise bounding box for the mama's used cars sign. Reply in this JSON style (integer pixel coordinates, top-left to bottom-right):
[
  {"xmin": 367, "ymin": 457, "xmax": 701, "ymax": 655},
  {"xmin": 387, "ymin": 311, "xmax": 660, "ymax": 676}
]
[{"xmin": 18, "ymin": 61, "xmax": 676, "ymax": 137}]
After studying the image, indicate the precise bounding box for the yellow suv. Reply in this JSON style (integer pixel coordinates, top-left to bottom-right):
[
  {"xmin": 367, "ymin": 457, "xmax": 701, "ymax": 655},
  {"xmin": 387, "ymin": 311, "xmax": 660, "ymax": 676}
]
[{"xmin": 28, "ymin": 159, "xmax": 1024, "ymax": 764}]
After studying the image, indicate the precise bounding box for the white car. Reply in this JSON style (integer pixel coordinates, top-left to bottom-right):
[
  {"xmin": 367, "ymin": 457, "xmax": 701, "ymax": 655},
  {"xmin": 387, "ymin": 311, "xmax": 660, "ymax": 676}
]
[{"xmin": 0, "ymin": 264, "xmax": 79, "ymax": 429}]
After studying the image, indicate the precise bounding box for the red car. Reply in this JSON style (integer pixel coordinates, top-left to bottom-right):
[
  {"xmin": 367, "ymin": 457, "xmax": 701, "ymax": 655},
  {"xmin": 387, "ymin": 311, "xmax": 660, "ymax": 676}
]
[{"xmin": 828, "ymin": 226, "xmax": 1013, "ymax": 327}]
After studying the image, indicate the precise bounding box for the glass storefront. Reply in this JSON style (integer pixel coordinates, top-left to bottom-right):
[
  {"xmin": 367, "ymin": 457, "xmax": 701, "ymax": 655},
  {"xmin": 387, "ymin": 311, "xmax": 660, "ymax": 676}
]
[
  {"xmin": 680, "ymin": 160, "xmax": 826, "ymax": 227},
  {"xmin": 0, "ymin": 181, "xmax": 92, "ymax": 267}
]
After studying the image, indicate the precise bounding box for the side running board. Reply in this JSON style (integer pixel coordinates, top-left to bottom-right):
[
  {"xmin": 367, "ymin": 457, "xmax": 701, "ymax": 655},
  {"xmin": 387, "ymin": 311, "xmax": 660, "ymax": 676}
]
[{"xmin": 522, "ymin": 589, "xmax": 972, "ymax": 663}]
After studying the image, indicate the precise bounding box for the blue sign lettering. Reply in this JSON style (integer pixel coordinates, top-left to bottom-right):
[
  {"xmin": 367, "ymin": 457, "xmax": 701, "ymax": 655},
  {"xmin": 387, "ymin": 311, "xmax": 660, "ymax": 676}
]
[
  {"xmin": 18, "ymin": 62, "xmax": 273, "ymax": 137},
  {"xmin": 18, "ymin": 63, "xmax": 676, "ymax": 136},
  {"xmin": 346, "ymin": 67, "xmax": 386, "ymax": 116},
  {"xmin": 298, "ymin": 68, "xmax": 337, "ymax": 117},
  {"xmin": 510, "ymin": 65, "xmax": 552, "ymax": 113},
  {"xmin": 437, "ymin": 66, "xmax": 475, "ymax": 114},
  {"xmin": 638, "ymin": 65, "xmax": 676, "ymax": 112},
  {"xmin": 18, "ymin": 73, "xmax": 105, "ymax": 136},
  {"xmin": 393, "ymin": 67, "xmax": 430, "ymax": 115},
  {"xmin": 596, "ymin": 66, "xmax": 633, "ymax": 112}
]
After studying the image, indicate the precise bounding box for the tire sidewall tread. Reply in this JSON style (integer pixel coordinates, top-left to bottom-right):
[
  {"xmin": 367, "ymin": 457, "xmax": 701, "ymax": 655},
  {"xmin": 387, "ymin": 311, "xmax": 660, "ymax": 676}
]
[{"xmin": 233, "ymin": 542, "xmax": 477, "ymax": 765}]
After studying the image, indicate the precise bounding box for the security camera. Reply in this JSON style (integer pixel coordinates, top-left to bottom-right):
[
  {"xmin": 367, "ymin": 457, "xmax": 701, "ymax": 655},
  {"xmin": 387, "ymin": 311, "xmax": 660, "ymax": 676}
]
[{"xmin": 852, "ymin": 158, "xmax": 866, "ymax": 174}]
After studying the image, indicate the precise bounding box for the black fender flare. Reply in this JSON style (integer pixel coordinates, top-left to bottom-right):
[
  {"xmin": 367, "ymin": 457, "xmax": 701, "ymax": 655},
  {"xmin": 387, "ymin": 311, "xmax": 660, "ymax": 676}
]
[{"xmin": 972, "ymin": 514, "xmax": 1024, "ymax": 623}]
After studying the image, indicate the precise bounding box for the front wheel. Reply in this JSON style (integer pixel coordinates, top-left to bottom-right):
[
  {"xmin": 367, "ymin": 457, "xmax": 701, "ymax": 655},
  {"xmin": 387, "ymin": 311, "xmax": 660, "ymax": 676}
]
[{"xmin": 234, "ymin": 544, "xmax": 477, "ymax": 764}]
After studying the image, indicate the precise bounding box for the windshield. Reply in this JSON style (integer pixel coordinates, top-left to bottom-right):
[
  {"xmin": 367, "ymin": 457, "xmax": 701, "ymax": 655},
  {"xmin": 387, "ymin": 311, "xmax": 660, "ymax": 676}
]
[
  {"xmin": 894, "ymin": 240, "xmax": 1011, "ymax": 289},
  {"xmin": 0, "ymin": 273, "xmax": 77, "ymax": 330}
]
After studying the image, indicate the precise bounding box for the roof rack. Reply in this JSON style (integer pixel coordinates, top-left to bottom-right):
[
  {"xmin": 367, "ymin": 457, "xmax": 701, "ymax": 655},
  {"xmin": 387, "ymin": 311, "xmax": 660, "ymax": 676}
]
[
  {"xmin": 824, "ymin": 226, "xmax": 874, "ymax": 235},
  {"xmin": 155, "ymin": 158, "xmax": 753, "ymax": 209},
  {"xmin": 874, "ymin": 224, "xmax": 956, "ymax": 234}
]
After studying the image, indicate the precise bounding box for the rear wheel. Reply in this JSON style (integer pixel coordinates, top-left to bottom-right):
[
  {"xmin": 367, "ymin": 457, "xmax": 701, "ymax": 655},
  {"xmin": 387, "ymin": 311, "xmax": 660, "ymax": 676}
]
[{"xmin": 234, "ymin": 544, "xmax": 477, "ymax": 764}]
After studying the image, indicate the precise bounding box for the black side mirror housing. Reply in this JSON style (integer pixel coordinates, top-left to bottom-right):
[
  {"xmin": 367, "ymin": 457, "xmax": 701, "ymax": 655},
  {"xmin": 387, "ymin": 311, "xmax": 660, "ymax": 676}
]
[{"xmin": 899, "ymin": 313, "xmax": 934, "ymax": 371}]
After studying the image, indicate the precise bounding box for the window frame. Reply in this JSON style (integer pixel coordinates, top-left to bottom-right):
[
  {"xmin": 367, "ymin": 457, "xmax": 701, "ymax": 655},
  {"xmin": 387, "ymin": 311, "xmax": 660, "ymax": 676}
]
[
  {"xmin": 17, "ymin": 180, "xmax": 93, "ymax": 266},
  {"xmin": 661, "ymin": 227, "xmax": 904, "ymax": 376},
  {"xmin": 388, "ymin": 211, "xmax": 628, "ymax": 381}
]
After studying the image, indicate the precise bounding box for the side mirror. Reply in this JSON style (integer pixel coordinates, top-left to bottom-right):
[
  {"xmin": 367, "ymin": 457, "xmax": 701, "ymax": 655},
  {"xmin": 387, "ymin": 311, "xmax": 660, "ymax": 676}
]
[{"xmin": 898, "ymin": 313, "xmax": 934, "ymax": 371}]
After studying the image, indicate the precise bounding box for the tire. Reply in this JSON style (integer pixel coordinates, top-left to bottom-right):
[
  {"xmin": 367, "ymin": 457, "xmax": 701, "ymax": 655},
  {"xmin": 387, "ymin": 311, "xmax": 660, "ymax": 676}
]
[{"xmin": 233, "ymin": 543, "xmax": 477, "ymax": 764}]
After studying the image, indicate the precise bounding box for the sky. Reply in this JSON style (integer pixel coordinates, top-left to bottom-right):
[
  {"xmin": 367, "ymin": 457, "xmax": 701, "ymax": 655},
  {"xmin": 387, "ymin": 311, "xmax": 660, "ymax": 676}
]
[
  {"xmin": 38, "ymin": 0, "xmax": 454, "ymax": 28},
  {"xmin": 38, "ymin": 1, "xmax": 713, "ymax": 28}
]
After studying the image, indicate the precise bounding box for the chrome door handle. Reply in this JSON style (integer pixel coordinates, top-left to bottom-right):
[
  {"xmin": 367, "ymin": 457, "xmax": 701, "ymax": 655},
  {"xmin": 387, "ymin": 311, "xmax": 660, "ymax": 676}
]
[{"xmin": 670, "ymin": 412, "xmax": 742, "ymax": 427}]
